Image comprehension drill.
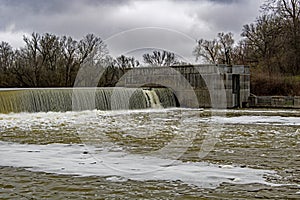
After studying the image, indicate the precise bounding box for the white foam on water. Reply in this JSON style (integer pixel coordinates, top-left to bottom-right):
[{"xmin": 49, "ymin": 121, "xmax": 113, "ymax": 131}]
[
  {"xmin": 0, "ymin": 141, "xmax": 278, "ymax": 189},
  {"xmin": 0, "ymin": 109, "xmax": 299, "ymax": 133},
  {"xmin": 212, "ymin": 109, "xmax": 300, "ymax": 114},
  {"xmin": 210, "ymin": 115, "xmax": 300, "ymax": 126}
]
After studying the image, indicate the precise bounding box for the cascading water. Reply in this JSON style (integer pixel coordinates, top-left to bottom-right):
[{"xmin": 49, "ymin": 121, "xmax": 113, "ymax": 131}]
[
  {"xmin": 152, "ymin": 88, "xmax": 179, "ymax": 108},
  {"xmin": 0, "ymin": 88, "xmax": 178, "ymax": 113},
  {"xmin": 142, "ymin": 89, "xmax": 163, "ymax": 109}
]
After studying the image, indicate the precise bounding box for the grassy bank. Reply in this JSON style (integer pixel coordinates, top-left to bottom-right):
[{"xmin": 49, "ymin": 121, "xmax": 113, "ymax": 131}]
[{"xmin": 250, "ymin": 71, "xmax": 300, "ymax": 96}]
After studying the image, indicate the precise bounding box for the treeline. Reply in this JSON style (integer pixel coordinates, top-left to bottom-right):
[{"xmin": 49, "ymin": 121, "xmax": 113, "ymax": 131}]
[
  {"xmin": 194, "ymin": 0, "xmax": 300, "ymax": 95},
  {"xmin": 0, "ymin": 32, "xmax": 185, "ymax": 87},
  {"xmin": 245, "ymin": 0, "xmax": 300, "ymax": 95},
  {"xmin": 0, "ymin": 33, "xmax": 142, "ymax": 87}
]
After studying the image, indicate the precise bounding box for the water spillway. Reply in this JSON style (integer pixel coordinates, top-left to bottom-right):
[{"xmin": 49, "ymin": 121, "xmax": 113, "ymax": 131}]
[{"xmin": 0, "ymin": 88, "xmax": 178, "ymax": 113}]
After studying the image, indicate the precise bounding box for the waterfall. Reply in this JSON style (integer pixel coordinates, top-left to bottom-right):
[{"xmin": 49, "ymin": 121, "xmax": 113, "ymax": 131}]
[
  {"xmin": 142, "ymin": 89, "xmax": 163, "ymax": 109},
  {"xmin": 152, "ymin": 88, "xmax": 179, "ymax": 108},
  {"xmin": 0, "ymin": 88, "xmax": 177, "ymax": 113}
]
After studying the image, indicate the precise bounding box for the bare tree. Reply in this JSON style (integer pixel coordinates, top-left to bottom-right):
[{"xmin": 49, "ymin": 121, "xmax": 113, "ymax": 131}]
[
  {"xmin": 114, "ymin": 55, "xmax": 139, "ymax": 70},
  {"xmin": 97, "ymin": 55, "xmax": 140, "ymax": 87},
  {"xmin": 241, "ymin": 13, "xmax": 290, "ymax": 74},
  {"xmin": 261, "ymin": 0, "xmax": 300, "ymax": 74},
  {"xmin": 38, "ymin": 33, "xmax": 63, "ymax": 86},
  {"xmin": 17, "ymin": 32, "xmax": 43, "ymax": 86},
  {"xmin": 39, "ymin": 33, "xmax": 61, "ymax": 71},
  {"xmin": 6, "ymin": 33, "xmax": 109, "ymax": 87},
  {"xmin": 231, "ymin": 40, "xmax": 249, "ymax": 65},
  {"xmin": 143, "ymin": 50, "xmax": 179, "ymax": 66},
  {"xmin": 0, "ymin": 42, "xmax": 14, "ymax": 71},
  {"xmin": 193, "ymin": 32, "xmax": 234, "ymax": 64},
  {"xmin": 0, "ymin": 42, "xmax": 14, "ymax": 86},
  {"xmin": 193, "ymin": 39, "xmax": 220, "ymax": 64},
  {"xmin": 68, "ymin": 34, "xmax": 108, "ymax": 87},
  {"xmin": 60, "ymin": 36, "xmax": 78, "ymax": 86},
  {"xmin": 218, "ymin": 32, "xmax": 234, "ymax": 65},
  {"xmin": 12, "ymin": 33, "xmax": 62, "ymax": 86},
  {"xmin": 78, "ymin": 34, "xmax": 108, "ymax": 64}
]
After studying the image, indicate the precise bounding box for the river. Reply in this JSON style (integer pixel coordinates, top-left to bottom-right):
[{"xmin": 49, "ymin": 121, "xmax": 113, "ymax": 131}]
[{"xmin": 0, "ymin": 108, "xmax": 299, "ymax": 199}]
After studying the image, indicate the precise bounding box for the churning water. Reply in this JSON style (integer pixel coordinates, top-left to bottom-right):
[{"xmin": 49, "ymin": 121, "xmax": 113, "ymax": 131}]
[{"xmin": 0, "ymin": 88, "xmax": 299, "ymax": 199}]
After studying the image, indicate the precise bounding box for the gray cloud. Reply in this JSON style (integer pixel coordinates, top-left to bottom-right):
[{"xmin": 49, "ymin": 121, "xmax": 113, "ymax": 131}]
[{"xmin": 0, "ymin": 0, "xmax": 262, "ymax": 62}]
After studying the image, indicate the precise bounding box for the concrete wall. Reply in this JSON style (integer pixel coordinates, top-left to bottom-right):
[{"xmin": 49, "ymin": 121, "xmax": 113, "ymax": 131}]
[
  {"xmin": 249, "ymin": 95, "xmax": 300, "ymax": 108},
  {"xmin": 117, "ymin": 64, "xmax": 250, "ymax": 108}
]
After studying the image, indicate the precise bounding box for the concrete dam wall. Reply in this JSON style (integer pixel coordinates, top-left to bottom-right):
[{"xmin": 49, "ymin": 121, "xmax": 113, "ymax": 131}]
[{"xmin": 117, "ymin": 64, "xmax": 250, "ymax": 108}]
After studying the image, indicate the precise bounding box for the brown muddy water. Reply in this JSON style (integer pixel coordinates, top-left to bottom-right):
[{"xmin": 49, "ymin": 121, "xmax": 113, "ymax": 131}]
[{"xmin": 0, "ymin": 108, "xmax": 299, "ymax": 199}]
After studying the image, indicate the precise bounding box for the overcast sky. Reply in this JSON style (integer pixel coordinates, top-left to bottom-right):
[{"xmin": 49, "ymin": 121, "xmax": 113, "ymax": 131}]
[{"xmin": 0, "ymin": 0, "xmax": 262, "ymax": 63}]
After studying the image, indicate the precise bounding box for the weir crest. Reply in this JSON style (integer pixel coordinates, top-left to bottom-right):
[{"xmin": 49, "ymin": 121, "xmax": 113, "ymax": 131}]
[{"xmin": 0, "ymin": 88, "xmax": 177, "ymax": 114}]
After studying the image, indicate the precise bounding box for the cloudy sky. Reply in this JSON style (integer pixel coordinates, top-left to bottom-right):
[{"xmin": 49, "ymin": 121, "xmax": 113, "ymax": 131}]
[{"xmin": 0, "ymin": 0, "xmax": 262, "ymax": 63}]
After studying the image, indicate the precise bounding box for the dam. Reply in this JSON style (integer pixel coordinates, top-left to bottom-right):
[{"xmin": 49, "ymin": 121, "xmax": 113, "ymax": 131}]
[
  {"xmin": 118, "ymin": 64, "xmax": 250, "ymax": 108},
  {"xmin": 0, "ymin": 64, "xmax": 250, "ymax": 113},
  {"xmin": 0, "ymin": 88, "xmax": 177, "ymax": 113}
]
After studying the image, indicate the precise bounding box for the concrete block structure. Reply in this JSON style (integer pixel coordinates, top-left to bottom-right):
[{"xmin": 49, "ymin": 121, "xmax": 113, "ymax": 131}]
[
  {"xmin": 249, "ymin": 95, "xmax": 300, "ymax": 108},
  {"xmin": 117, "ymin": 64, "xmax": 250, "ymax": 108}
]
